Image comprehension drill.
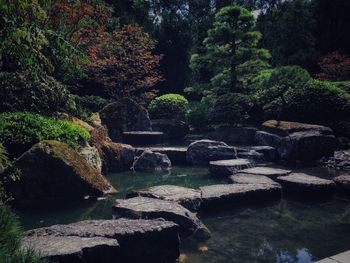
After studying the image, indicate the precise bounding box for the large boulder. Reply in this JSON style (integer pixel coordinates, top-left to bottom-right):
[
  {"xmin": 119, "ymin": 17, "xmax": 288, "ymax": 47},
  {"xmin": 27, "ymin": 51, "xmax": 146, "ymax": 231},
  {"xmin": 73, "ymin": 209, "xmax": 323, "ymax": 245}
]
[
  {"xmin": 186, "ymin": 140, "xmax": 237, "ymax": 166},
  {"xmin": 127, "ymin": 185, "xmax": 202, "ymax": 211},
  {"xmin": 23, "ymin": 219, "xmax": 180, "ymax": 263},
  {"xmin": 12, "ymin": 140, "xmax": 116, "ymax": 201},
  {"xmin": 132, "ymin": 151, "xmax": 171, "ymax": 172},
  {"xmin": 136, "ymin": 147, "xmax": 187, "ymax": 165},
  {"xmin": 151, "ymin": 119, "xmax": 189, "ymax": 140},
  {"xmin": 100, "ymin": 142, "xmax": 135, "ymax": 174},
  {"xmin": 261, "ymin": 120, "xmax": 333, "ymax": 136},
  {"xmin": 256, "ymin": 121, "xmax": 337, "ymax": 162},
  {"xmin": 99, "ymin": 98, "xmax": 152, "ymax": 141},
  {"xmin": 113, "ymin": 197, "xmax": 210, "ymax": 239},
  {"xmin": 207, "ymin": 127, "xmax": 258, "ymax": 145}
]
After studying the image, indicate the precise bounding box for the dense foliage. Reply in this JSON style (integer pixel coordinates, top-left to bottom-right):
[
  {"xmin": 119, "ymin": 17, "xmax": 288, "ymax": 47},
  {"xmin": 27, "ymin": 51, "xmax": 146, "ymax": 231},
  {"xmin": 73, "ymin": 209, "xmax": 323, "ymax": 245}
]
[
  {"xmin": 0, "ymin": 203, "xmax": 44, "ymax": 262},
  {"xmin": 0, "ymin": 112, "xmax": 90, "ymax": 157},
  {"xmin": 149, "ymin": 94, "xmax": 189, "ymax": 120}
]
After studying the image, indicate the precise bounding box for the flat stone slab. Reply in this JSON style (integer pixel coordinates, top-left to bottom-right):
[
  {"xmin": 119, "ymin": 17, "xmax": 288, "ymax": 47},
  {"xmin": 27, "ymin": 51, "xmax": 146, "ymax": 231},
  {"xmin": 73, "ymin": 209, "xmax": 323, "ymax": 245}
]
[
  {"xmin": 333, "ymin": 175, "xmax": 350, "ymax": 194},
  {"xmin": 209, "ymin": 159, "xmax": 253, "ymax": 177},
  {"xmin": 22, "ymin": 235, "xmax": 120, "ymax": 263},
  {"xmin": 276, "ymin": 173, "xmax": 336, "ymax": 194},
  {"xmin": 113, "ymin": 197, "xmax": 209, "ymax": 239},
  {"xmin": 137, "ymin": 147, "xmax": 187, "ymax": 165},
  {"xmin": 317, "ymin": 250, "xmax": 350, "ymax": 263},
  {"xmin": 249, "ymin": 146, "xmax": 276, "ymax": 162},
  {"xmin": 240, "ymin": 167, "xmax": 292, "ymax": 179},
  {"xmin": 127, "ymin": 185, "xmax": 202, "ymax": 211},
  {"xmin": 23, "ymin": 219, "xmax": 179, "ymax": 263},
  {"xmin": 229, "ymin": 173, "xmax": 281, "ymax": 187},
  {"xmin": 237, "ymin": 150, "xmax": 265, "ymax": 164},
  {"xmin": 122, "ymin": 131, "xmax": 163, "ymax": 146},
  {"xmin": 200, "ymin": 184, "xmax": 281, "ymax": 210}
]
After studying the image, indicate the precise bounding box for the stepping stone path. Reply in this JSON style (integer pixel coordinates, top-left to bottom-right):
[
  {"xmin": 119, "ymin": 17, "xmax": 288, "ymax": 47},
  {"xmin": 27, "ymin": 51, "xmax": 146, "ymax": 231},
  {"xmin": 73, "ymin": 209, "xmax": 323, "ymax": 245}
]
[
  {"xmin": 239, "ymin": 167, "xmax": 292, "ymax": 179},
  {"xmin": 249, "ymin": 146, "xmax": 276, "ymax": 162},
  {"xmin": 276, "ymin": 173, "xmax": 336, "ymax": 194},
  {"xmin": 229, "ymin": 173, "xmax": 281, "ymax": 187},
  {"xmin": 122, "ymin": 131, "xmax": 163, "ymax": 146},
  {"xmin": 200, "ymin": 184, "xmax": 281, "ymax": 210},
  {"xmin": 23, "ymin": 219, "xmax": 180, "ymax": 263},
  {"xmin": 209, "ymin": 159, "xmax": 253, "ymax": 177},
  {"xmin": 137, "ymin": 147, "xmax": 187, "ymax": 165},
  {"xmin": 127, "ymin": 185, "xmax": 202, "ymax": 211},
  {"xmin": 333, "ymin": 175, "xmax": 350, "ymax": 194},
  {"xmin": 113, "ymin": 197, "xmax": 210, "ymax": 239}
]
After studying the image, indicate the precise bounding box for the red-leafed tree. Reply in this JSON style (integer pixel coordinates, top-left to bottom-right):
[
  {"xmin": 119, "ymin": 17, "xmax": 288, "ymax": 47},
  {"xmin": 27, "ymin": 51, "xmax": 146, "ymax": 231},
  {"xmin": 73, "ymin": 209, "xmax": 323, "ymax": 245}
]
[
  {"xmin": 86, "ymin": 25, "xmax": 163, "ymax": 103},
  {"xmin": 317, "ymin": 51, "xmax": 350, "ymax": 81}
]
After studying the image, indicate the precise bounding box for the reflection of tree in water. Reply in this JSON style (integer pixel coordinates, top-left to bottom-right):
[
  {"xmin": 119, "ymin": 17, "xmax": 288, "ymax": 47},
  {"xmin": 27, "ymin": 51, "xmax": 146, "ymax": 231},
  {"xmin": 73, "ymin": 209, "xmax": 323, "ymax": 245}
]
[{"xmin": 184, "ymin": 198, "xmax": 350, "ymax": 263}]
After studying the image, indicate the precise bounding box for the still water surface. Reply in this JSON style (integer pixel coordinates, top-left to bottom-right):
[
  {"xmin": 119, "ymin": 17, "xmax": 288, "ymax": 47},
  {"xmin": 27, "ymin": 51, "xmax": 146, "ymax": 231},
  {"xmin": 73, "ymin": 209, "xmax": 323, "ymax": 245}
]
[{"xmin": 18, "ymin": 166, "xmax": 350, "ymax": 263}]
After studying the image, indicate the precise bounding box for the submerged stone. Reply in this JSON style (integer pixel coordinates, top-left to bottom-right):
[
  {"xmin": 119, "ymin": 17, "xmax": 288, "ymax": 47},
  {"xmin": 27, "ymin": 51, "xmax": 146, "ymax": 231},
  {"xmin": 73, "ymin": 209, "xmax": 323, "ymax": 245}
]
[
  {"xmin": 127, "ymin": 185, "xmax": 202, "ymax": 211},
  {"xmin": 23, "ymin": 219, "xmax": 180, "ymax": 263},
  {"xmin": 113, "ymin": 197, "xmax": 209, "ymax": 239},
  {"xmin": 209, "ymin": 159, "xmax": 253, "ymax": 177},
  {"xmin": 200, "ymin": 184, "xmax": 281, "ymax": 210},
  {"xmin": 276, "ymin": 173, "xmax": 336, "ymax": 194},
  {"xmin": 239, "ymin": 167, "xmax": 292, "ymax": 179}
]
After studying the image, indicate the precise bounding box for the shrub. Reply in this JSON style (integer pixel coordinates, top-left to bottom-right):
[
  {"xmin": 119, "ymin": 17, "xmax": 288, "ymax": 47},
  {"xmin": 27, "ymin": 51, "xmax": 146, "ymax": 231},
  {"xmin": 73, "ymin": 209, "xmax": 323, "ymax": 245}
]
[
  {"xmin": 187, "ymin": 96, "xmax": 215, "ymax": 132},
  {"xmin": 253, "ymin": 65, "xmax": 312, "ymax": 118},
  {"xmin": 0, "ymin": 112, "xmax": 90, "ymax": 157},
  {"xmin": 285, "ymin": 79, "xmax": 350, "ymax": 137},
  {"xmin": 210, "ymin": 93, "xmax": 253, "ymax": 127},
  {"xmin": 0, "ymin": 72, "xmax": 76, "ymax": 116},
  {"xmin": 0, "ymin": 203, "xmax": 44, "ymax": 262},
  {"xmin": 148, "ymin": 94, "xmax": 189, "ymax": 120}
]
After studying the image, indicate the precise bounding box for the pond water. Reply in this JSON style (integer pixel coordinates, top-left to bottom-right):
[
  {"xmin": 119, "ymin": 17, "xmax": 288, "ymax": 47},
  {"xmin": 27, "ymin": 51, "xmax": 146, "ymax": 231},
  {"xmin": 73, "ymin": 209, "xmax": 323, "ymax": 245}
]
[{"xmin": 18, "ymin": 166, "xmax": 350, "ymax": 263}]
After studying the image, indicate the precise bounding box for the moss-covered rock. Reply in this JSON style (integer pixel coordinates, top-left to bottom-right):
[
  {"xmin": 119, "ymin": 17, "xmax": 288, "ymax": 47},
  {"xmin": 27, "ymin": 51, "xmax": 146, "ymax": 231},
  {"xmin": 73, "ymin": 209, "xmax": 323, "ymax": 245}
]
[
  {"xmin": 99, "ymin": 98, "xmax": 152, "ymax": 141},
  {"xmin": 12, "ymin": 140, "xmax": 116, "ymax": 202}
]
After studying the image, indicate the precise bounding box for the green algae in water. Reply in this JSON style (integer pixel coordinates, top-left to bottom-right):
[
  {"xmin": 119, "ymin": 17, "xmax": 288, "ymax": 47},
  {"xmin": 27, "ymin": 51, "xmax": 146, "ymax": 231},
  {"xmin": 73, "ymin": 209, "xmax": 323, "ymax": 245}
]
[{"xmin": 18, "ymin": 166, "xmax": 350, "ymax": 263}]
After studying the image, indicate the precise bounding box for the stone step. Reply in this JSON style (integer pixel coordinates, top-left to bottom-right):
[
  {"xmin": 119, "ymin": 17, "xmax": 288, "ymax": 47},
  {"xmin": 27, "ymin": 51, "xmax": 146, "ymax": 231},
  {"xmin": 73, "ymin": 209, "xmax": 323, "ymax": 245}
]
[
  {"xmin": 229, "ymin": 173, "xmax": 281, "ymax": 187},
  {"xmin": 276, "ymin": 173, "xmax": 336, "ymax": 195},
  {"xmin": 113, "ymin": 197, "xmax": 210, "ymax": 240},
  {"xmin": 200, "ymin": 183, "xmax": 281, "ymax": 210},
  {"xmin": 209, "ymin": 159, "xmax": 254, "ymax": 177},
  {"xmin": 127, "ymin": 185, "xmax": 202, "ymax": 211},
  {"xmin": 23, "ymin": 219, "xmax": 180, "ymax": 263},
  {"xmin": 239, "ymin": 167, "xmax": 292, "ymax": 179},
  {"xmin": 122, "ymin": 131, "xmax": 163, "ymax": 146}
]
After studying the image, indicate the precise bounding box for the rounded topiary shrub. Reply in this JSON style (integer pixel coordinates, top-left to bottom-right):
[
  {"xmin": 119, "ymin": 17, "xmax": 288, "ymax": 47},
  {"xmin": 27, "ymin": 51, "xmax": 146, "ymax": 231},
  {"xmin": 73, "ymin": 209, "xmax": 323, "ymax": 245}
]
[
  {"xmin": 148, "ymin": 94, "xmax": 189, "ymax": 120},
  {"xmin": 0, "ymin": 112, "xmax": 90, "ymax": 157}
]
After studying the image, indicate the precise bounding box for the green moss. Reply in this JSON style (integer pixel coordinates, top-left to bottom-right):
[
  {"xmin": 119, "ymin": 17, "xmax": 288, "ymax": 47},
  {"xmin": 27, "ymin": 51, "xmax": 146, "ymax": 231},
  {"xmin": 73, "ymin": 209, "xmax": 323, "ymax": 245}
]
[
  {"xmin": 0, "ymin": 112, "xmax": 90, "ymax": 157},
  {"xmin": 39, "ymin": 140, "xmax": 115, "ymax": 193}
]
